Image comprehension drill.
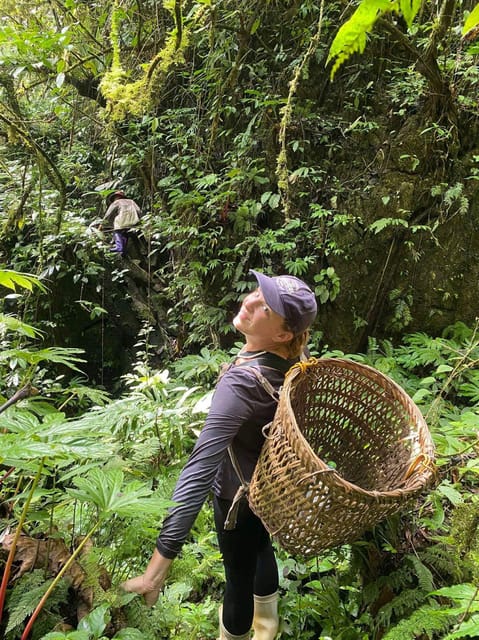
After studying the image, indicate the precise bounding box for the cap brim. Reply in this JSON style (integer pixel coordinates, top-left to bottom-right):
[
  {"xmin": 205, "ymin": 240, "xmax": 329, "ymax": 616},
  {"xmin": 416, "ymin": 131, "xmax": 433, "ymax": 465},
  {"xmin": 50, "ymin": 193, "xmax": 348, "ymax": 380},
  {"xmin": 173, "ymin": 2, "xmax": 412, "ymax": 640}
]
[{"xmin": 249, "ymin": 269, "xmax": 285, "ymax": 318}]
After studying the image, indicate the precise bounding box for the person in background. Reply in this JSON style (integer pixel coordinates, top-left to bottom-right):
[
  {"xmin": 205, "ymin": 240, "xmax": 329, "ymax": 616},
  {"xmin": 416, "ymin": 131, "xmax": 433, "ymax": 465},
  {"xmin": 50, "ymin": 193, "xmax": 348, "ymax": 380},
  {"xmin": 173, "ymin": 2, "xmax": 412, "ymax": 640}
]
[
  {"xmin": 122, "ymin": 270, "xmax": 317, "ymax": 640},
  {"xmin": 103, "ymin": 190, "xmax": 141, "ymax": 257}
]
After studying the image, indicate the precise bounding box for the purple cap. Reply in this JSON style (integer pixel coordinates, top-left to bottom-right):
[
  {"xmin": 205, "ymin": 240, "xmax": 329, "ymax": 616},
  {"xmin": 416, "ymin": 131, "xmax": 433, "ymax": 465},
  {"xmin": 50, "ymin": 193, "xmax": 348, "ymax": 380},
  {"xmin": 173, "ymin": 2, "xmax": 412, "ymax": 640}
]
[{"xmin": 250, "ymin": 270, "xmax": 317, "ymax": 334}]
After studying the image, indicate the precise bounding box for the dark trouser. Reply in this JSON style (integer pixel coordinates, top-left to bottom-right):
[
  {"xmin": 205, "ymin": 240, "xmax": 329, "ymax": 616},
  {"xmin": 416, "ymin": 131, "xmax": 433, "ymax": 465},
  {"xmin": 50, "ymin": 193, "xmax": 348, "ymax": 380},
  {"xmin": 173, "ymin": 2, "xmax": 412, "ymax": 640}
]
[
  {"xmin": 213, "ymin": 495, "xmax": 279, "ymax": 635},
  {"xmin": 112, "ymin": 230, "xmax": 128, "ymax": 255}
]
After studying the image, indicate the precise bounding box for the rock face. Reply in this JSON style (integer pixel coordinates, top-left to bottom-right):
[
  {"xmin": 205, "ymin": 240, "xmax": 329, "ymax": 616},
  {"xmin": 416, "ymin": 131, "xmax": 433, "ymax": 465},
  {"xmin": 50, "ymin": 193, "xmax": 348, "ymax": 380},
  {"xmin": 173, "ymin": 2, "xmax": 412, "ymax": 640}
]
[{"xmin": 315, "ymin": 112, "xmax": 479, "ymax": 353}]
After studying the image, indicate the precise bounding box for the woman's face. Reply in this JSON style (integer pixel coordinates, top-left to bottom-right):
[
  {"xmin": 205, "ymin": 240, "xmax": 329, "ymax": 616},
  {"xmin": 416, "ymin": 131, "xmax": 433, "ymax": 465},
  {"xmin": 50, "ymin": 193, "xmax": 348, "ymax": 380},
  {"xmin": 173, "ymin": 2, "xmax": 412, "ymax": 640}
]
[{"xmin": 233, "ymin": 288, "xmax": 291, "ymax": 344}]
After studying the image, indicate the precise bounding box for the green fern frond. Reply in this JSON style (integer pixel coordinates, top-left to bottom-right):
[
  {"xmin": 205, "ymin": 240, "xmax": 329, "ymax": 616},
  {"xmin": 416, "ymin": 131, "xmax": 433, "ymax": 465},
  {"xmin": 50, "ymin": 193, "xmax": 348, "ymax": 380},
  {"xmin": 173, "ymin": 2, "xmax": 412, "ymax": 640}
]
[
  {"xmin": 123, "ymin": 597, "xmax": 158, "ymax": 639},
  {"xmin": 409, "ymin": 555, "xmax": 435, "ymax": 593},
  {"xmin": 369, "ymin": 217, "xmax": 409, "ymax": 234},
  {"xmin": 376, "ymin": 587, "xmax": 427, "ymax": 629},
  {"xmin": 327, "ymin": 0, "xmax": 424, "ymax": 79},
  {"xmin": 376, "ymin": 561, "xmax": 418, "ymax": 593},
  {"xmin": 5, "ymin": 571, "xmax": 69, "ymax": 635},
  {"xmin": 420, "ymin": 544, "xmax": 466, "ymax": 584},
  {"xmin": 450, "ymin": 500, "xmax": 479, "ymax": 556},
  {"xmin": 397, "ymin": 332, "xmax": 450, "ymax": 368},
  {"xmin": 428, "ymin": 584, "xmax": 479, "ymax": 638},
  {"xmin": 382, "ymin": 601, "xmax": 454, "ymax": 640},
  {"xmin": 5, "ymin": 571, "xmax": 46, "ymax": 634},
  {"xmin": 327, "ymin": 0, "xmax": 400, "ymax": 80},
  {"xmin": 73, "ymin": 549, "xmax": 115, "ymax": 606}
]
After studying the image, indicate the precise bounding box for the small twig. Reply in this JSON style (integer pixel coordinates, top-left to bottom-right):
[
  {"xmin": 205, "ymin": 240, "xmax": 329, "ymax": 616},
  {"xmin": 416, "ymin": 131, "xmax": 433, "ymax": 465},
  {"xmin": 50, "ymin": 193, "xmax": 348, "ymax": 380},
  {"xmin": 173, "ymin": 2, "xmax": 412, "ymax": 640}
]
[
  {"xmin": 0, "ymin": 384, "xmax": 38, "ymax": 417},
  {"xmin": 0, "ymin": 466, "xmax": 15, "ymax": 487}
]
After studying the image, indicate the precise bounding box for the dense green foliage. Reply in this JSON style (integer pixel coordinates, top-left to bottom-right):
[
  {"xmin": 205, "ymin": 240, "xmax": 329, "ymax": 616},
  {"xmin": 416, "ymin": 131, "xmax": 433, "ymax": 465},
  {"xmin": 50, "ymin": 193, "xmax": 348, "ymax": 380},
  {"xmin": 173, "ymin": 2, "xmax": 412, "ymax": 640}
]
[
  {"xmin": 1, "ymin": 0, "xmax": 479, "ymax": 637},
  {"xmin": 1, "ymin": 272, "xmax": 479, "ymax": 639},
  {"xmin": 0, "ymin": 0, "xmax": 478, "ymax": 361}
]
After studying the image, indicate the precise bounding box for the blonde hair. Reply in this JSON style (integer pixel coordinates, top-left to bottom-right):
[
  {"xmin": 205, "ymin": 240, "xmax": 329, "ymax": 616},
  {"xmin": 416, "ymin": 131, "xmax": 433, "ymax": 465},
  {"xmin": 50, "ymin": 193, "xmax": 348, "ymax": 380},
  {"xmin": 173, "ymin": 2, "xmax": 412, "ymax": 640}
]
[{"xmin": 283, "ymin": 325, "xmax": 310, "ymax": 360}]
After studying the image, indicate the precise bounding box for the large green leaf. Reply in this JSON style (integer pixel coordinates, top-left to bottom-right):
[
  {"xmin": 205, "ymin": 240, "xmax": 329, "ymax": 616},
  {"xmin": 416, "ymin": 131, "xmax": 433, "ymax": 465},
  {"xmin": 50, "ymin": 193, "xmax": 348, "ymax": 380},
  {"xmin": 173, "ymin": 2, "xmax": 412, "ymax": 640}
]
[
  {"xmin": 463, "ymin": 4, "xmax": 479, "ymax": 36},
  {"xmin": 0, "ymin": 346, "xmax": 85, "ymax": 372},
  {"xmin": 442, "ymin": 614, "xmax": 479, "ymax": 639},
  {"xmin": 399, "ymin": 0, "xmax": 422, "ymax": 28},
  {"xmin": 0, "ymin": 313, "xmax": 42, "ymax": 338},
  {"xmin": 430, "ymin": 583, "xmax": 479, "ymax": 602},
  {"xmin": 327, "ymin": 0, "xmax": 398, "ymax": 79},
  {"xmin": 77, "ymin": 603, "xmax": 110, "ymax": 638},
  {"xmin": 0, "ymin": 269, "xmax": 46, "ymax": 293},
  {"xmin": 0, "ymin": 409, "xmax": 114, "ymax": 467},
  {"xmin": 66, "ymin": 467, "xmax": 173, "ymax": 518}
]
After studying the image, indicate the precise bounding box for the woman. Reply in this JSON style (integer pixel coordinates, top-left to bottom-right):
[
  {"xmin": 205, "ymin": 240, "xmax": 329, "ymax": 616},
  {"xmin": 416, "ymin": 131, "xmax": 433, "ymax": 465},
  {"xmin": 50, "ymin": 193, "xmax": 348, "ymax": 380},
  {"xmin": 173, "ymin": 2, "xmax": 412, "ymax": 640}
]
[{"xmin": 123, "ymin": 270, "xmax": 317, "ymax": 640}]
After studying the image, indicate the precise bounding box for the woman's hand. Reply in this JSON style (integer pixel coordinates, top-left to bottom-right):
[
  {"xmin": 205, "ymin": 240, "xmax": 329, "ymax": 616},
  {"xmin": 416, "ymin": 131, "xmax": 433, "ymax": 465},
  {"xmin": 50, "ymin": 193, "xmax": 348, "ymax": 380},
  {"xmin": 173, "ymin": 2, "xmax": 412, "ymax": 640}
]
[
  {"xmin": 121, "ymin": 549, "xmax": 173, "ymax": 607},
  {"xmin": 122, "ymin": 574, "xmax": 162, "ymax": 607}
]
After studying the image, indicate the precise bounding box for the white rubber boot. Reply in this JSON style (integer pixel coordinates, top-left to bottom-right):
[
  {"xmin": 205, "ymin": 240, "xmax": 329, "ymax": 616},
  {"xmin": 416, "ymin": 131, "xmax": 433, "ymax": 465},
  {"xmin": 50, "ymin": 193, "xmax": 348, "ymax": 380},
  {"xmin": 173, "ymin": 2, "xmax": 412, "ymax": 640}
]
[
  {"xmin": 251, "ymin": 592, "xmax": 279, "ymax": 640},
  {"xmin": 217, "ymin": 604, "xmax": 251, "ymax": 640}
]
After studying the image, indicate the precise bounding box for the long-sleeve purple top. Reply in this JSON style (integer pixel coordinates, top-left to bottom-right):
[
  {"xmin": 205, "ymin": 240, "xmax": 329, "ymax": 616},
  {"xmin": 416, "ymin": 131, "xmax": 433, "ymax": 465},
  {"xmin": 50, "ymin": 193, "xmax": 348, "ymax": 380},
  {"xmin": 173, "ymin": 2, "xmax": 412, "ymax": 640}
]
[{"xmin": 156, "ymin": 360, "xmax": 289, "ymax": 559}]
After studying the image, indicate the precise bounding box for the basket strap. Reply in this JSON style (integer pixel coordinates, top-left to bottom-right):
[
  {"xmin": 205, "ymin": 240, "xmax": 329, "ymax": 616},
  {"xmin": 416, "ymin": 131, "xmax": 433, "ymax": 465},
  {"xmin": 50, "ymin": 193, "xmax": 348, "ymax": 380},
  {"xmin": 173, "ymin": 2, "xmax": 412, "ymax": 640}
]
[
  {"xmin": 224, "ymin": 451, "xmax": 250, "ymax": 531},
  {"xmin": 224, "ymin": 358, "xmax": 286, "ymax": 530},
  {"xmin": 239, "ymin": 366, "xmax": 280, "ymax": 402},
  {"xmin": 224, "ymin": 370, "xmax": 281, "ymax": 529}
]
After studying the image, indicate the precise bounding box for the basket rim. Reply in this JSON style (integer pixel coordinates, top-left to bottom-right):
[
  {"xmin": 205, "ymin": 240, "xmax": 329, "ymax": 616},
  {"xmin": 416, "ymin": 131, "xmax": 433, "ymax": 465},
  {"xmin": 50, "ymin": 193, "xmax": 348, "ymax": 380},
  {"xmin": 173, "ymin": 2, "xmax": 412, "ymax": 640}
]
[{"xmin": 275, "ymin": 356, "xmax": 435, "ymax": 499}]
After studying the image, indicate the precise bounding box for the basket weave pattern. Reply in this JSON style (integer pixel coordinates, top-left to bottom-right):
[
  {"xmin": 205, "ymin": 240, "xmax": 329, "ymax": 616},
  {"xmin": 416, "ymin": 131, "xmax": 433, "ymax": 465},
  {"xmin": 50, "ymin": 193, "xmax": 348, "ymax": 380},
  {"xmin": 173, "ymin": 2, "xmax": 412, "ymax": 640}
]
[{"xmin": 248, "ymin": 358, "xmax": 435, "ymax": 557}]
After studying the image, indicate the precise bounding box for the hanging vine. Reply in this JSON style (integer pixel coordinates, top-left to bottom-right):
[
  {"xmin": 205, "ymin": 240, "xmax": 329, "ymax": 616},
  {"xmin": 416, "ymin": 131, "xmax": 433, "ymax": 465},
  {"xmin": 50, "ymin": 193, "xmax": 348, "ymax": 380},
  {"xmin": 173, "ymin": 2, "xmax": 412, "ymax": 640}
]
[{"xmin": 276, "ymin": 0, "xmax": 325, "ymax": 223}]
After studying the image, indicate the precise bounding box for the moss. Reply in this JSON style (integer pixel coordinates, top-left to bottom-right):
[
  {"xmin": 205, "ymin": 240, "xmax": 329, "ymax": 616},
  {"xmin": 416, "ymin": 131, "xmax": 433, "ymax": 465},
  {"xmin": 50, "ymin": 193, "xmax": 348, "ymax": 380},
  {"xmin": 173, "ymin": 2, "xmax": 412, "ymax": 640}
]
[
  {"xmin": 99, "ymin": 2, "xmax": 196, "ymax": 122},
  {"xmin": 100, "ymin": 67, "xmax": 148, "ymax": 121},
  {"xmin": 450, "ymin": 499, "xmax": 479, "ymax": 582}
]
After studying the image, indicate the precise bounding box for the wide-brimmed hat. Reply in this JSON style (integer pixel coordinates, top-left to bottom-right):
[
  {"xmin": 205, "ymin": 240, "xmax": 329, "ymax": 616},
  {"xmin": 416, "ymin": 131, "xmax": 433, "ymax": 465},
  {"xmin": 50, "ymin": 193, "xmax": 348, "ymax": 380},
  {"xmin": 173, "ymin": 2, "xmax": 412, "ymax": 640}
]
[{"xmin": 250, "ymin": 270, "xmax": 317, "ymax": 334}]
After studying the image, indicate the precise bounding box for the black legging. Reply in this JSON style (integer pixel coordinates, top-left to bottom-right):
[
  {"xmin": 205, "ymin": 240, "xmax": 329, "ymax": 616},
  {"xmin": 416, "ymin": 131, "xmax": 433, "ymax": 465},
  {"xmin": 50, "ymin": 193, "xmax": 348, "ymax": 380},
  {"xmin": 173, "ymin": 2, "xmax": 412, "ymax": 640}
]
[{"xmin": 213, "ymin": 495, "xmax": 279, "ymax": 635}]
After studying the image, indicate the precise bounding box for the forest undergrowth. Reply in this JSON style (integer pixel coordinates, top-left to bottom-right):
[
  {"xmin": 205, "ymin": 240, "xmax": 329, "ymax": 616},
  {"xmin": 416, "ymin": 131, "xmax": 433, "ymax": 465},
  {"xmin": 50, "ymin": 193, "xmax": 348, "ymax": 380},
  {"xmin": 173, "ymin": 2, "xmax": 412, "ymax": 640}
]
[{"xmin": 0, "ymin": 270, "xmax": 478, "ymax": 640}]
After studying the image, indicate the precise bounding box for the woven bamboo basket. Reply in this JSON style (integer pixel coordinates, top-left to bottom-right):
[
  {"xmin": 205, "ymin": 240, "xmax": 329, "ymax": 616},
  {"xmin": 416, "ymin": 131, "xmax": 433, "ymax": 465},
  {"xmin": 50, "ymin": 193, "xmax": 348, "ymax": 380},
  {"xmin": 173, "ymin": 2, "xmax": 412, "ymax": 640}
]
[{"xmin": 248, "ymin": 358, "xmax": 435, "ymax": 558}]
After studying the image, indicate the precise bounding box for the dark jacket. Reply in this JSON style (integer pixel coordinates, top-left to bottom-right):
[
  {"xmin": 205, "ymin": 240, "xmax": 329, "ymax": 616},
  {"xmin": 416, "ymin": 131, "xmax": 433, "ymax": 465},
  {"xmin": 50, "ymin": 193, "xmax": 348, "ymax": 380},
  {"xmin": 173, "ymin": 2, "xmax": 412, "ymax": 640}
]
[{"xmin": 156, "ymin": 356, "xmax": 293, "ymax": 559}]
